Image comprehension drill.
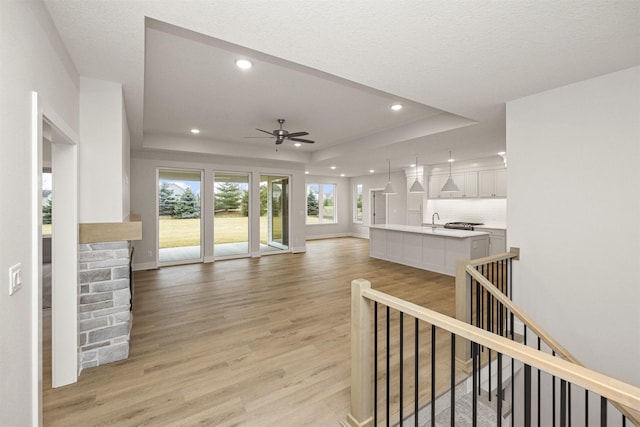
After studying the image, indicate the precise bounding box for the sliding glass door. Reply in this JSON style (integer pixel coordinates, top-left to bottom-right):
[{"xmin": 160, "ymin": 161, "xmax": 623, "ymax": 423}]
[
  {"xmin": 158, "ymin": 169, "xmax": 202, "ymax": 264},
  {"xmin": 260, "ymin": 175, "xmax": 289, "ymax": 252},
  {"xmin": 214, "ymin": 172, "xmax": 250, "ymax": 258}
]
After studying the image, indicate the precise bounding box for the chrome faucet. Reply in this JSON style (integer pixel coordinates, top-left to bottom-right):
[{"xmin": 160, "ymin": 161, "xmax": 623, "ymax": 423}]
[{"xmin": 432, "ymin": 212, "xmax": 440, "ymax": 227}]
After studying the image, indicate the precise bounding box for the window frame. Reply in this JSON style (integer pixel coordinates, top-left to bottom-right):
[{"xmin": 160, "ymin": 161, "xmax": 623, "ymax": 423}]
[
  {"xmin": 306, "ymin": 182, "xmax": 337, "ymax": 225},
  {"xmin": 353, "ymin": 184, "xmax": 363, "ymax": 224}
]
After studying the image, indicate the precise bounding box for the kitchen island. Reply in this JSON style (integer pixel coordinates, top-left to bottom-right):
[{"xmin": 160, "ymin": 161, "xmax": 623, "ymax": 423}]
[{"xmin": 369, "ymin": 224, "xmax": 489, "ymax": 276}]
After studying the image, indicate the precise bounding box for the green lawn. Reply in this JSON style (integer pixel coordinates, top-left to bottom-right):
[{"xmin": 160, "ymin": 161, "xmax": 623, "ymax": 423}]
[{"xmin": 159, "ymin": 214, "xmax": 280, "ymax": 248}]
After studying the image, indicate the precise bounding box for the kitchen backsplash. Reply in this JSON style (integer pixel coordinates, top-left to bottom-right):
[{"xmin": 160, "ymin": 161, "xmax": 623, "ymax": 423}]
[{"xmin": 424, "ymin": 199, "xmax": 507, "ymax": 227}]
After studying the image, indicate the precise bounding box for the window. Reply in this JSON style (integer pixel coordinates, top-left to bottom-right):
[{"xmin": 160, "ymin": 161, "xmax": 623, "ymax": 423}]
[
  {"xmin": 354, "ymin": 184, "xmax": 363, "ymax": 223},
  {"xmin": 306, "ymin": 183, "xmax": 337, "ymax": 224}
]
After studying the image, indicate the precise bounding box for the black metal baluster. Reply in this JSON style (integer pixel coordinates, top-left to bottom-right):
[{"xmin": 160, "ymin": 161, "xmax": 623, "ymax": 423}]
[
  {"xmin": 374, "ymin": 302, "xmax": 378, "ymax": 427},
  {"xmin": 568, "ymin": 384, "xmax": 572, "ymax": 426},
  {"xmin": 400, "ymin": 313, "xmax": 404, "ymax": 426},
  {"xmin": 415, "ymin": 318, "xmax": 418, "ymax": 427},
  {"xmin": 473, "ymin": 341, "xmax": 478, "ymax": 427},
  {"xmin": 600, "ymin": 397, "xmax": 607, "ymax": 427},
  {"xmin": 475, "ymin": 279, "xmax": 483, "ymax": 398},
  {"xmin": 560, "ymin": 380, "xmax": 567, "ymax": 427},
  {"xmin": 450, "ymin": 333, "xmax": 456, "ymax": 427},
  {"xmin": 431, "ymin": 325, "xmax": 436, "ymax": 427},
  {"xmin": 525, "ymin": 364, "xmax": 532, "ymax": 427},
  {"xmin": 552, "ymin": 351, "xmax": 556, "ymax": 427},
  {"xmin": 585, "ymin": 390, "xmax": 589, "ymax": 427},
  {"xmin": 622, "ymin": 415, "xmax": 626, "ymax": 426},
  {"xmin": 386, "ymin": 306, "xmax": 390, "ymax": 427},
  {"xmin": 497, "ymin": 352, "xmax": 503, "ymax": 427},
  {"xmin": 510, "ymin": 311, "xmax": 515, "ymax": 427},
  {"xmin": 537, "ymin": 337, "xmax": 541, "ymax": 427},
  {"xmin": 489, "ymin": 263, "xmax": 494, "ymax": 404}
]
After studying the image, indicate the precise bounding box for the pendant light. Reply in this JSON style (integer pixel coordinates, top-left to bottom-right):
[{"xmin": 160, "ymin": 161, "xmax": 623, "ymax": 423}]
[
  {"xmin": 441, "ymin": 150, "xmax": 460, "ymax": 192},
  {"xmin": 409, "ymin": 156, "xmax": 424, "ymax": 193},
  {"xmin": 382, "ymin": 159, "xmax": 396, "ymax": 195}
]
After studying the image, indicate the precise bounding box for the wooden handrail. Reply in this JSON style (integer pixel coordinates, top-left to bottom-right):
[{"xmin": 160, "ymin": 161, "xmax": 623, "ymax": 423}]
[
  {"xmin": 360, "ymin": 287, "xmax": 640, "ymax": 412},
  {"xmin": 465, "ymin": 266, "xmax": 640, "ymax": 425},
  {"xmin": 468, "ymin": 246, "xmax": 520, "ymax": 267}
]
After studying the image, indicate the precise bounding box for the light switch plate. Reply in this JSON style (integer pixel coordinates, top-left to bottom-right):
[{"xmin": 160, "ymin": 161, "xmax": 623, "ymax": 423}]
[{"xmin": 9, "ymin": 263, "xmax": 22, "ymax": 295}]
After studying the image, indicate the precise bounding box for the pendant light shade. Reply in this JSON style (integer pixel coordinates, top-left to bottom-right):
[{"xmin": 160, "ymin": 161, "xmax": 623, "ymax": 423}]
[
  {"xmin": 441, "ymin": 176, "xmax": 460, "ymax": 192},
  {"xmin": 409, "ymin": 156, "xmax": 424, "ymax": 193},
  {"xmin": 441, "ymin": 150, "xmax": 460, "ymax": 193},
  {"xmin": 381, "ymin": 159, "xmax": 396, "ymax": 195}
]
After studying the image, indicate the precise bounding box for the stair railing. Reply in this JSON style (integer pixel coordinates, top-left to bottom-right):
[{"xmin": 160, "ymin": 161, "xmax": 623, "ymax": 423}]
[
  {"xmin": 456, "ymin": 249, "xmax": 640, "ymax": 426},
  {"xmin": 343, "ymin": 278, "xmax": 640, "ymax": 427}
]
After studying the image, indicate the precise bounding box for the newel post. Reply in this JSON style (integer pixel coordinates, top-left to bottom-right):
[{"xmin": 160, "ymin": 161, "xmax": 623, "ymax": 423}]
[
  {"xmin": 455, "ymin": 259, "xmax": 472, "ymax": 372},
  {"xmin": 343, "ymin": 279, "xmax": 374, "ymax": 427}
]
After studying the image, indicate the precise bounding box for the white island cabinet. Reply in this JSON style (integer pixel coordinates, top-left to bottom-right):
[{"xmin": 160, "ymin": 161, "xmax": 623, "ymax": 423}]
[{"xmin": 369, "ymin": 224, "xmax": 489, "ymax": 276}]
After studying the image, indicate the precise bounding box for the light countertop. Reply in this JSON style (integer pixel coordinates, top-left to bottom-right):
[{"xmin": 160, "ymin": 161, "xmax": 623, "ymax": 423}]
[{"xmin": 370, "ymin": 224, "xmax": 490, "ymax": 238}]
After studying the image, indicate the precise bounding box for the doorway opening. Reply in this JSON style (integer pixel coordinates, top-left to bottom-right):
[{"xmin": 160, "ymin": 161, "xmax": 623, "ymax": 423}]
[
  {"xmin": 370, "ymin": 189, "xmax": 388, "ymax": 225},
  {"xmin": 260, "ymin": 175, "xmax": 290, "ymax": 253}
]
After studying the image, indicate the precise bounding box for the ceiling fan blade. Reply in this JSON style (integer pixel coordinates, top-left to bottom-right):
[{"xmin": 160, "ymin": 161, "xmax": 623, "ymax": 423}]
[
  {"xmin": 256, "ymin": 128, "xmax": 274, "ymax": 135},
  {"xmin": 288, "ymin": 137, "xmax": 315, "ymax": 144},
  {"xmin": 286, "ymin": 131, "xmax": 309, "ymax": 138}
]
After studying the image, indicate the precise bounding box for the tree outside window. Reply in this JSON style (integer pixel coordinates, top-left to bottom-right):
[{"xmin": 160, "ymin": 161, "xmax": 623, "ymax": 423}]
[
  {"xmin": 306, "ymin": 183, "xmax": 337, "ymax": 224},
  {"xmin": 354, "ymin": 184, "xmax": 363, "ymax": 223}
]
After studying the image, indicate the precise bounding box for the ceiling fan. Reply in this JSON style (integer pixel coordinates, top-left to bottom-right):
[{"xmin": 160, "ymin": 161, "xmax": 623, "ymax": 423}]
[{"xmin": 253, "ymin": 119, "xmax": 315, "ymax": 145}]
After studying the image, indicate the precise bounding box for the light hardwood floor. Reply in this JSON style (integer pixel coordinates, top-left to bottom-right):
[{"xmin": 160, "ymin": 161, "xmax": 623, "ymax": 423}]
[{"xmin": 43, "ymin": 237, "xmax": 459, "ymax": 426}]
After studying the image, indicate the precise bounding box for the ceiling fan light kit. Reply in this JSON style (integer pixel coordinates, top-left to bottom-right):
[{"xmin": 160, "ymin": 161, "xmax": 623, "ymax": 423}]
[{"xmin": 441, "ymin": 150, "xmax": 461, "ymax": 193}]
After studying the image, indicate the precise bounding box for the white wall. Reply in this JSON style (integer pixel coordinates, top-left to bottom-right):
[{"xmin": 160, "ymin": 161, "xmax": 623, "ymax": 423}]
[
  {"xmin": 507, "ymin": 66, "xmax": 640, "ymax": 386},
  {"xmin": 79, "ymin": 77, "xmax": 129, "ymax": 222},
  {"xmin": 0, "ymin": 0, "xmax": 79, "ymax": 424},
  {"xmin": 130, "ymin": 150, "xmax": 307, "ymax": 270},
  {"xmin": 304, "ymin": 175, "xmax": 352, "ymax": 239}
]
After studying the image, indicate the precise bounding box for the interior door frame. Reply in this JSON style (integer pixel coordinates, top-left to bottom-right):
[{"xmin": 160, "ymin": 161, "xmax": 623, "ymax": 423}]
[
  {"xmin": 369, "ymin": 188, "xmax": 388, "ymax": 226},
  {"xmin": 31, "ymin": 92, "xmax": 80, "ymax": 423}
]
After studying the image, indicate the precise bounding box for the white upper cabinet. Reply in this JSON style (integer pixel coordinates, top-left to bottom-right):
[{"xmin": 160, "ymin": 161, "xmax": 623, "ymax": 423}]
[
  {"xmin": 428, "ymin": 172, "xmax": 478, "ymax": 199},
  {"xmin": 454, "ymin": 172, "xmax": 478, "ymax": 198},
  {"xmin": 428, "ymin": 174, "xmax": 449, "ymax": 199},
  {"xmin": 479, "ymin": 169, "xmax": 507, "ymax": 198}
]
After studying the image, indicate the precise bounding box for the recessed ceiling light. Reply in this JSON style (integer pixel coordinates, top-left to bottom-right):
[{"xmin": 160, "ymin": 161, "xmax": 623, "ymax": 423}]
[
  {"xmin": 294, "ymin": 143, "xmax": 301, "ymax": 147},
  {"xmin": 190, "ymin": 128, "xmax": 200, "ymax": 134},
  {"xmin": 340, "ymin": 173, "xmax": 345, "ymax": 177},
  {"xmin": 498, "ymin": 151, "xmax": 506, "ymax": 155},
  {"xmin": 448, "ymin": 157, "xmax": 455, "ymax": 162},
  {"xmin": 305, "ymin": 171, "xmax": 309, "ymax": 175},
  {"xmin": 330, "ymin": 166, "xmax": 337, "ymax": 170},
  {"xmin": 391, "ymin": 104, "xmax": 403, "ymax": 111},
  {"xmin": 235, "ymin": 59, "xmax": 253, "ymax": 70},
  {"xmin": 410, "ymin": 163, "xmax": 416, "ymax": 168},
  {"xmin": 369, "ymin": 169, "xmax": 375, "ymax": 173}
]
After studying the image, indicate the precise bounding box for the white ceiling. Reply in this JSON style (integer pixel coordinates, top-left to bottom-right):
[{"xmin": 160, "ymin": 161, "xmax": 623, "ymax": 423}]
[{"xmin": 43, "ymin": 1, "xmax": 640, "ymax": 177}]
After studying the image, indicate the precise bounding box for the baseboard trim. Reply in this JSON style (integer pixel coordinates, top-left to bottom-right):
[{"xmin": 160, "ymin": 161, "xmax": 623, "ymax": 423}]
[
  {"xmin": 306, "ymin": 232, "xmax": 354, "ymax": 240},
  {"xmin": 133, "ymin": 262, "xmax": 157, "ymax": 271}
]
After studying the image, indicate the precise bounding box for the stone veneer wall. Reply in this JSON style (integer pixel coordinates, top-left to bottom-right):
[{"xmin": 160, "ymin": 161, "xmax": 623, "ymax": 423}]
[{"xmin": 78, "ymin": 241, "xmax": 132, "ymax": 371}]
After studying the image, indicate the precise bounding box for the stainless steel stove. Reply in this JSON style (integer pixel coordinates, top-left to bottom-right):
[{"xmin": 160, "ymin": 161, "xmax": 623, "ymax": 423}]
[{"xmin": 443, "ymin": 222, "xmax": 484, "ymax": 231}]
